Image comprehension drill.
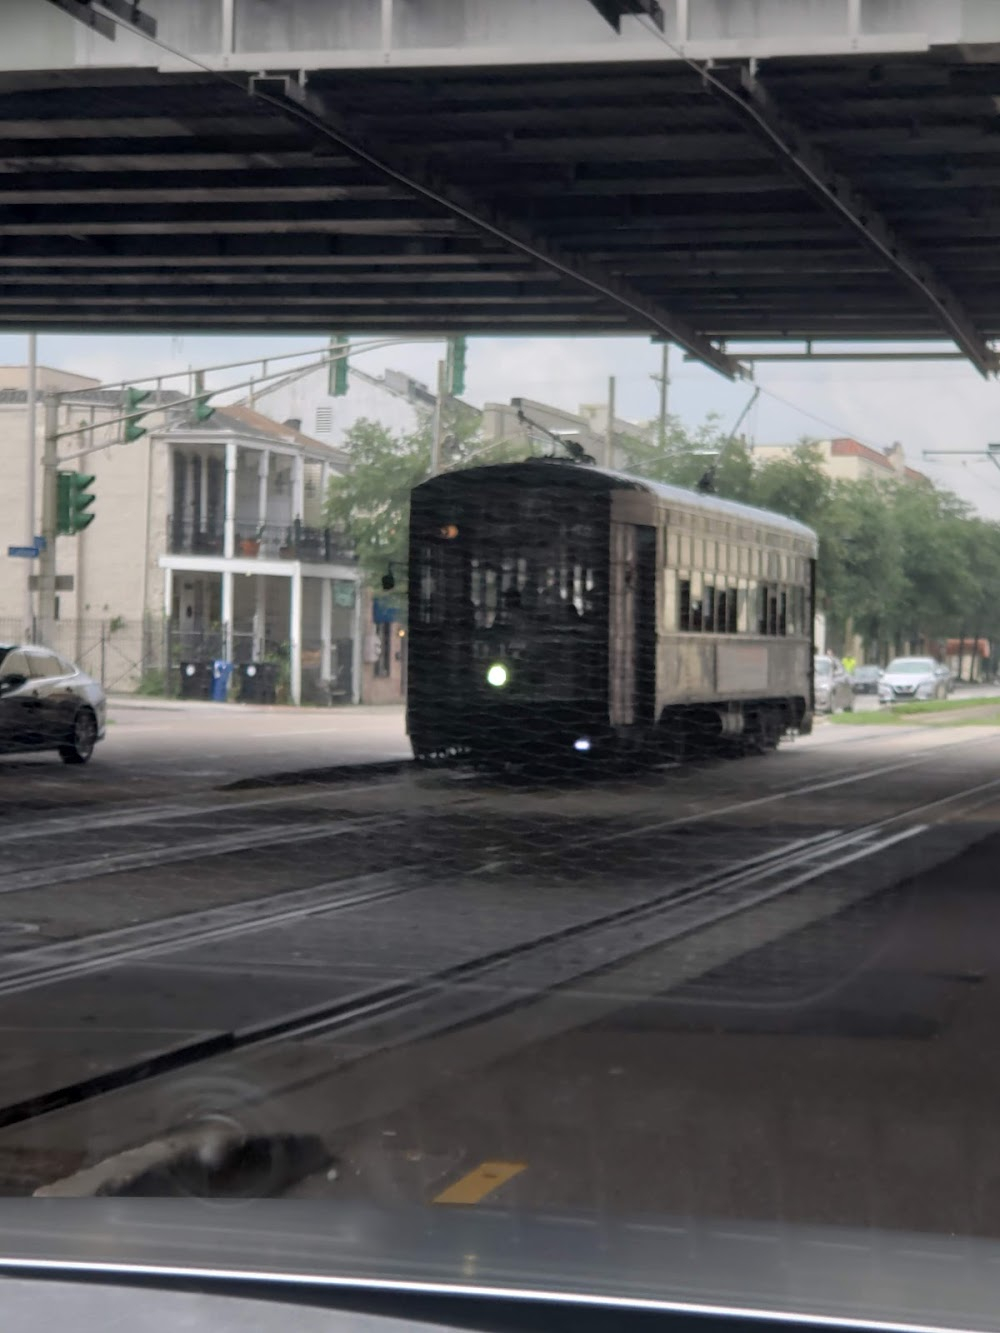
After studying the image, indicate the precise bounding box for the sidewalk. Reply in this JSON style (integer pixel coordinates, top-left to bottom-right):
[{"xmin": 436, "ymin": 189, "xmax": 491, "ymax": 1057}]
[{"xmin": 107, "ymin": 694, "xmax": 405, "ymax": 718}]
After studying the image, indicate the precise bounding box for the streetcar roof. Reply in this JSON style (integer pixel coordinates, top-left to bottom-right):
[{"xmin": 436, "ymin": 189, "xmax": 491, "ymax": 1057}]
[{"xmin": 419, "ymin": 458, "xmax": 818, "ymax": 545}]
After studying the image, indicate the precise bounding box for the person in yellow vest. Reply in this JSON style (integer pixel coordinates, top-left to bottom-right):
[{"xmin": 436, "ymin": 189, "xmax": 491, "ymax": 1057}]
[{"xmin": 843, "ymin": 654, "xmax": 857, "ymax": 676}]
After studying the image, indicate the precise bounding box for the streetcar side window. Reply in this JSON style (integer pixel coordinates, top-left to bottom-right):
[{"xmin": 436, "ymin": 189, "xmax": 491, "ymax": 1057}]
[
  {"xmin": 417, "ymin": 545, "xmax": 438, "ymax": 625},
  {"xmin": 727, "ymin": 586, "xmax": 739, "ymax": 634},
  {"xmin": 678, "ymin": 577, "xmax": 691, "ymax": 631},
  {"xmin": 703, "ymin": 583, "xmax": 716, "ymax": 633}
]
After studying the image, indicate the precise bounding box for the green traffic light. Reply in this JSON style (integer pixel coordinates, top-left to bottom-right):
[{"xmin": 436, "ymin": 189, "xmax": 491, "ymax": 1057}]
[
  {"xmin": 124, "ymin": 386, "xmax": 151, "ymax": 442},
  {"xmin": 57, "ymin": 470, "xmax": 96, "ymax": 536},
  {"xmin": 447, "ymin": 336, "xmax": 467, "ymax": 396},
  {"xmin": 329, "ymin": 335, "xmax": 350, "ymax": 397}
]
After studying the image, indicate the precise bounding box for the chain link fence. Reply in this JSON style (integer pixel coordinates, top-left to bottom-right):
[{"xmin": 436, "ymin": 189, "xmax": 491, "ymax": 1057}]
[
  {"xmin": 0, "ymin": 618, "xmax": 352, "ymax": 705},
  {"xmin": 1, "ymin": 616, "xmax": 169, "ymax": 696}
]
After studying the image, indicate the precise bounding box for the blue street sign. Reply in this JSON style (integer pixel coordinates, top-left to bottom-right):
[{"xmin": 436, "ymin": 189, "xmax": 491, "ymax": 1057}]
[
  {"xmin": 7, "ymin": 545, "xmax": 39, "ymax": 559},
  {"xmin": 34, "ymin": 536, "xmax": 46, "ymax": 551}
]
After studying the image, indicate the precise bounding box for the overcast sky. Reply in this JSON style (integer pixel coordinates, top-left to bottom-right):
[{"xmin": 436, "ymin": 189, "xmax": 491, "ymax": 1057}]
[{"xmin": 4, "ymin": 330, "xmax": 1000, "ymax": 519}]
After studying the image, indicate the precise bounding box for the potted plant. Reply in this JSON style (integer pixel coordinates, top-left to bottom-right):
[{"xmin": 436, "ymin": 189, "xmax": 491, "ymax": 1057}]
[{"xmin": 239, "ymin": 524, "xmax": 265, "ymax": 557}]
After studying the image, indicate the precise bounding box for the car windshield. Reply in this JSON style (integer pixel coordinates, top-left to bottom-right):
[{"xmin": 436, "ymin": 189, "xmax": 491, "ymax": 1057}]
[{"xmin": 10, "ymin": 9, "xmax": 1000, "ymax": 1333}]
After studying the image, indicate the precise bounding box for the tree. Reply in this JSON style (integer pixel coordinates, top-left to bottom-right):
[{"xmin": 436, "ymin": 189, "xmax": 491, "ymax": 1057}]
[
  {"xmin": 752, "ymin": 441, "xmax": 831, "ymax": 528},
  {"xmin": 616, "ymin": 413, "xmax": 757, "ymax": 504},
  {"xmin": 324, "ymin": 415, "xmax": 528, "ymax": 588},
  {"xmin": 818, "ymin": 480, "xmax": 901, "ymax": 659},
  {"xmin": 889, "ymin": 482, "xmax": 978, "ymax": 653}
]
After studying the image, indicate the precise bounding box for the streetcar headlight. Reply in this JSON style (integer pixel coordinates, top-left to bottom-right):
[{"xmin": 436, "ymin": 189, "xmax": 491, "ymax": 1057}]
[
  {"xmin": 486, "ymin": 663, "xmax": 509, "ymax": 688},
  {"xmin": 573, "ymin": 738, "xmax": 592, "ymax": 752}
]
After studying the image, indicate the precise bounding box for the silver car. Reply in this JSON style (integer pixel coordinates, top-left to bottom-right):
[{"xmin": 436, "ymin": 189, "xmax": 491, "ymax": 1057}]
[
  {"xmin": 878, "ymin": 656, "xmax": 949, "ymax": 705},
  {"xmin": 814, "ymin": 655, "xmax": 854, "ymax": 714},
  {"xmin": 0, "ymin": 644, "xmax": 106, "ymax": 764}
]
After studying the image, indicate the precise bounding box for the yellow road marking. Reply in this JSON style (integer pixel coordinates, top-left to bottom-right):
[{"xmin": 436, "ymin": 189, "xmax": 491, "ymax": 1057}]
[{"xmin": 433, "ymin": 1160, "xmax": 526, "ymax": 1205}]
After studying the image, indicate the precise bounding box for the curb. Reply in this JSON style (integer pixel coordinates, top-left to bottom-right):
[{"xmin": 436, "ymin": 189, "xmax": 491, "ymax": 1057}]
[{"xmin": 34, "ymin": 1128, "xmax": 330, "ymax": 1198}]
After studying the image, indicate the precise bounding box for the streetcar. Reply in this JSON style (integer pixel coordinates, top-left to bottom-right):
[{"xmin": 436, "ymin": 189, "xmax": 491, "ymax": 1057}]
[{"xmin": 405, "ymin": 458, "xmax": 817, "ymax": 766}]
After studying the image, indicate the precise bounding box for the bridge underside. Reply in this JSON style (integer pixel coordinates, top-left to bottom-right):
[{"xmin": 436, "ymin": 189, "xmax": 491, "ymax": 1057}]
[{"xmin": 3, "ymin": 33, "xmax": 1000, "ymax": 375}]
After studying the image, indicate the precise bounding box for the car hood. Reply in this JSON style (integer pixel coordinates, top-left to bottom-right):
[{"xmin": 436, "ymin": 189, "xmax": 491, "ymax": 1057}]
[
  {"xmin": 5, "ymin": 1201, "xmax": 1000, "ymax": 1332},
  {"xmin": 881, "ymin": 671, "xmax": 935, "ymax": 687}
]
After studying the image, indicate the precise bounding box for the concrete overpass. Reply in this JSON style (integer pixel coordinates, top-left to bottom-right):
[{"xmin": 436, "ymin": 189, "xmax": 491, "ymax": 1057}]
[{"xmin": 5, "ymin": 1, "xmax": 1000, "ymax": 376}]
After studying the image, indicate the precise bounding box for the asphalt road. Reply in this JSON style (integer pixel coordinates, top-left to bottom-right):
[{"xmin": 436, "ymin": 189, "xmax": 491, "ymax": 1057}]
[
  {"xmin": 0, "ymin": 701, "xmax": 999, "ymax": 1242},
  {"xmin": 0, "ymin": 698, "xmax": 411, "ymax": 806}
]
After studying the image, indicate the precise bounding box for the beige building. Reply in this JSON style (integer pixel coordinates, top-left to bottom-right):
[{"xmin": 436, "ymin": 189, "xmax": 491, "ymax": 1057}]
[
  {"xmin": 750, "ymin": 437, "xmax": 930, "ymax": 486},
  {"xmin": 0, "ymin": 366, "xmax": 363, "ymax": 704}
]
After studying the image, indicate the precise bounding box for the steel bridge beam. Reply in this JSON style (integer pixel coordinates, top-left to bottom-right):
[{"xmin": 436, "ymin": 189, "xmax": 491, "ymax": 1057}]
[
  {"xmin": 722, "ymin": 65, "xmax": 998, "ymax": 377},
  {"xmin": 248, "ymin": 75, "xmax": 745, "ymax": 382},
  {"xmin": 585, "ymin": 0, "xmax": 664, "ymax": 34}
]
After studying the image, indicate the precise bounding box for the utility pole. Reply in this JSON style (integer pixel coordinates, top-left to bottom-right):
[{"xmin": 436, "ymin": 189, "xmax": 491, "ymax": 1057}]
[
  {"xmin": 37, "ymin": 394, "xmax": 59, "ymax": 635},
  {"xmin": 656, "ymin": 343, "xmax": 670, "ymax": 451},
  {"xmin": 430, "ymin": 357, "xmax": 447, "ymax": 476},
  {"xmin": 24, "ymin": 332, "xmax": 37, "ymax": 638},
  {"xmin": 605, "ymin": 375, "xmax": 616, "ymax": 469}
]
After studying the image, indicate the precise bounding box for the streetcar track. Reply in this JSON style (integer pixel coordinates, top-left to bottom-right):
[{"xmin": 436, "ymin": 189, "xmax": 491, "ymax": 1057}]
[
  {"xmin": 7, "ymin": 767, "xmax": 1000, "ymax": 1135},
  {"xmin": 0, "ymin": 819, "xmax": 930, "ymax": 1134},
  {"xmin": 0, "ymin": 869, "xmax": 425, "ymax": 1000},
  {"xmin": 0, "ymin": 777, "xmax": 414, "ymax": 848},
  {"xmin": 0, "ymin": 815, "xmax": 400, "ymax": 896}
]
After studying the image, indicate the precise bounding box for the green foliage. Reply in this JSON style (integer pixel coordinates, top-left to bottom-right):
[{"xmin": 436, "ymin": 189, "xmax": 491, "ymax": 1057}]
[
  {"xmin": 324, "ymin": 415, "xmax": 532, "ymax": 588},
  {"xmin": 136, "ymin": 667, "xmax": 171, "ymax": 697}
]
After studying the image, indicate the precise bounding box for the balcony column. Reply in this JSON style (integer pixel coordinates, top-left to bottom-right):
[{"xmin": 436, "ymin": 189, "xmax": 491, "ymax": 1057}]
[
  {"xmin": 253, "ymin": 576, "xmax": 267, "ymax": 659},
  {"xmin": 222, "ymin": 570, "xmax": 234, "ymax": 663},
  {"xmin": 224, "ymin": 441, "xmax": 237, "ymax": 559},
  {"xmin": 199, "ymin": 454, "xmax": 209, "ymax": 532},
  {"xmin": 257, "ymin": 449, "xmax": 270, "ymax": 536},
  {"xmin": 290, "ymin": 567, "xmax": 303, "ymax": 706},
  {"xmin": 320, "ymin": 577, "xmax": 332, "ymax": 684},
  {"xmin": 292, "ymin": 453, "xmax": 305, "ymax": 523}
]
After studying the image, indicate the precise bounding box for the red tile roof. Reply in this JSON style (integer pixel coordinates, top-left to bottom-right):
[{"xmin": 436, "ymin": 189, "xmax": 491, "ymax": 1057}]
[{"xmin": 830, "ymin": 437, "xmax": 929, "ymax": 484}]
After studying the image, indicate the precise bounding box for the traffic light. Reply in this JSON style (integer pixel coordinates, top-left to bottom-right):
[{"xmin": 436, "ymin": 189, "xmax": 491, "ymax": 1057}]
[
  {"xmin": 446, "ymin": 336, "xmax": 467, "ymax": 396},
  {"xmin": 192, "ymin": 370, "xmax": 215, "ymax": 422},
  {"xmin": 123, "ymin": 386, "xmax": 151, "ymax": 442},
  {"xmin": 57, "ymin": 471, "xmax": 96, "ymax": 536},
  {"xmin": 329, "ymin": 335, "xmax": 349, "ymax": 397}
]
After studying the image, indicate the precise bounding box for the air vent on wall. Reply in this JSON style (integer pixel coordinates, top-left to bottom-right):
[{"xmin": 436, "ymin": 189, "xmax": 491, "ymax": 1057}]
[{"xmin": 315, "ymin": 406, "xmax": 333, "ymax": 434}]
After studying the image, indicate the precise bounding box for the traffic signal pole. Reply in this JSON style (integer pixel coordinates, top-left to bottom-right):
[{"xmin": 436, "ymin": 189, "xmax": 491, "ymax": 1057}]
[{"xmin": 37, "ymin": 394, "xmax": 59, "ymax": 631}]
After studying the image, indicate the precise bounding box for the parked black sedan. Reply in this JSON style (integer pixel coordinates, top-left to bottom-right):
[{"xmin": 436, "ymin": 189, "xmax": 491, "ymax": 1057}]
[
  {"xmin": 851, "ymin": 664, "xmax": 884, "ymax": 695},
  {"xmin": 0, "ymin": 644, "xmax": 106, "ymax": 764}
]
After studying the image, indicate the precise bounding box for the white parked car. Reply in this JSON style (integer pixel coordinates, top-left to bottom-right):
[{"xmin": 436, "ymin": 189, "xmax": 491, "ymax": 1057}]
[{"xmin": 878, "ymin": 657, "xmax": 949, "ymax": 705}]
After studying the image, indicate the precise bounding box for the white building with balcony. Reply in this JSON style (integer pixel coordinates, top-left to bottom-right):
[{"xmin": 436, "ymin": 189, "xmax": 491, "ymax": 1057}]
[
  {"xmin": 0, "ymin": 366, "xmax": 361, "ymax": 704},
  {"xmin": 161, "ymin": 402, "xmax": 360, "ymax": 705}
]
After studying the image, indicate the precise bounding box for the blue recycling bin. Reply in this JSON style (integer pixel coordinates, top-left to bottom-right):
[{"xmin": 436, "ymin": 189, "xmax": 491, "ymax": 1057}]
[{"xmin": 211, "ymin": 659, "xmax": 234, "ymax": 702}]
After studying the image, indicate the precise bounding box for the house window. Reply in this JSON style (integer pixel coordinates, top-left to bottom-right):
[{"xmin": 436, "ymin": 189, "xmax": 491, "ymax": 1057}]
[{"xmin": 315, "ymin": 406, "xmax": 333, "ymax": 434}]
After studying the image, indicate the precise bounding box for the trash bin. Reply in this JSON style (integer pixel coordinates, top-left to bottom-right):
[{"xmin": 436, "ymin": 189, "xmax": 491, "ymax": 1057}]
[
  {"xmin": 238, "ymin": 661, "xmax": 278, "ymax": 704},
  {"xmin": 179, "ymin": 660, "xmax": 212, "ymax": 700},
  {"xmin": 211, "ymin": 659, "xmax": 234, "ymax": 702}
]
